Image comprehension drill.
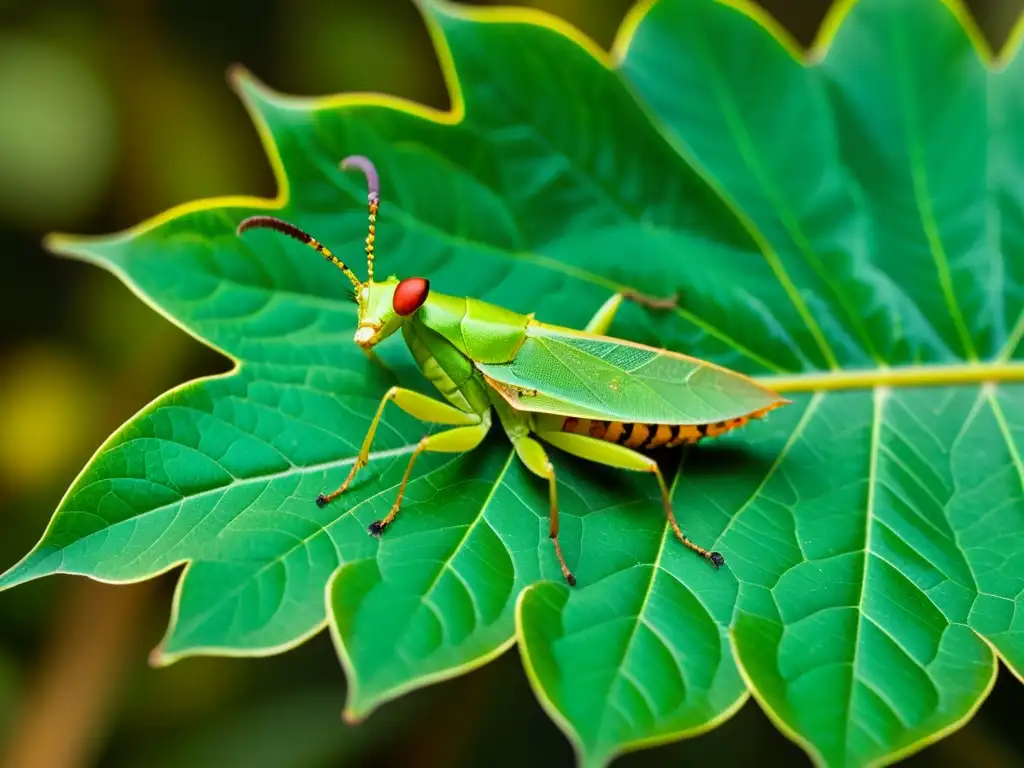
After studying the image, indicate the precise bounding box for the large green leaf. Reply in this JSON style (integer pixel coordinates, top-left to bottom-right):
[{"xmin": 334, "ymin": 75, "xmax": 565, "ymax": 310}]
[{"xmin": 1, "ymin": 1, "xmax": 1021, "ymax": 766}]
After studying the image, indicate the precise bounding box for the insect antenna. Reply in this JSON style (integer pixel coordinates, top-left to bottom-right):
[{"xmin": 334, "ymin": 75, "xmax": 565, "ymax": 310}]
[
  {"xmin": 237, "ymin": 215, "xmax": 362, "ymax": 291},
  {"xmin": 340, "ymin": 155, "xmax": 380, "ymax": 283}
]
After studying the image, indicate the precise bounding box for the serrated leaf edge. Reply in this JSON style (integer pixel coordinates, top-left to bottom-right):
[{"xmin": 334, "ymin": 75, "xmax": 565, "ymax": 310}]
[
  {"xmin": 613, "ymin": 0, "xmax": 1024, "ymax": 764},
  {"xmin": 728, "ymin": 626, "xmax": 1002, "ymax": 768},
  {"xmin": 514, "ymin": 582, "xmax": 750, "ymax": 768},
  {"xmin": 613, "ymin": 0, "xmax": 1024, "ymax": 70},
  {"xmin": 326, "ymin": 561, "xmax": 520, "ymax": 727},
  {"xmin": 2, "ymin": 0, "xmax": 1020, "ymax": 765},
  {"xmin": 327, "ymin": 449, "xmax": 525, "ymax": 723},
  {"xmin": 513, "ymin": 457, "xmax": 750, "ymax": 768}
]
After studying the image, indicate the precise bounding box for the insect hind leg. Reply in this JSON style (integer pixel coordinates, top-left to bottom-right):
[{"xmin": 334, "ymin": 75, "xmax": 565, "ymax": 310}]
[
  {"xmin": 535, "ymin": 430, "xmax": 724, "ymax": 569},
  {"xmin": 512, "ymin": 435, "xmax": 576, "ymax": 586}
]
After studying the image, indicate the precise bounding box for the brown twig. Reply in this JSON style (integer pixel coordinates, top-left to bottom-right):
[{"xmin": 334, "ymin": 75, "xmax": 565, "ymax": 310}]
[{"xmin": 2, "ymin": 579, "xmax": 155, "ymax": 768}]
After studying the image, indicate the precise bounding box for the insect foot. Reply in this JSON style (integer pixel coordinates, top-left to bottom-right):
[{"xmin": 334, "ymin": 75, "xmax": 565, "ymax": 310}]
[
  {"xmin": 709, "ymin": 551, "xmax": 725, "ymax": 568},
  {"xmin": 316, "ymin": 488, "xmax": 348, "ymax": 508}
]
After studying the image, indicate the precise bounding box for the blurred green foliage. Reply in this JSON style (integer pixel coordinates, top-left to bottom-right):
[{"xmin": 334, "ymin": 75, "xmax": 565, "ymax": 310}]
[{"xmin": 0, "ymin": 1, "xmax": 1022, "ymax": 766}]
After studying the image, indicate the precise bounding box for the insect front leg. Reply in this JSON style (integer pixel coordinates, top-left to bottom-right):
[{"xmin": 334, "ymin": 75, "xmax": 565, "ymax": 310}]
[
  {"xmin": 317, "ymin": 386, "xmax": 481, "ymax": 508},
  {"xmin": 369, "ymin": 413, "xmax": 491, "ymax": 536},
  {"xmin": 535, "ymin": 430, "xmax": 724, "ymax": 569},
  {"xmin": 584, "ymin": 289, "xmax": 679, "ymax": 335}
]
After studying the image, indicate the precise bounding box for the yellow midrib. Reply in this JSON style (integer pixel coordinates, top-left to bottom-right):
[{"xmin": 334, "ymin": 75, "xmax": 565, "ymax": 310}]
[{"xmin": 760, "ymin": 362, "xmax": 1024, "ymax": 393}]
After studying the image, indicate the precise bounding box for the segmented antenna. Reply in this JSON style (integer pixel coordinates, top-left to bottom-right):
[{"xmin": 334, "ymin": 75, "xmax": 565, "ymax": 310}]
[
  {"xmin": 340, "ymin": 155, "xmax": 380, "ymax": 283},
  {"xmin": 236, "ymin": 215, "xmax": 362, "ymax": 290}
]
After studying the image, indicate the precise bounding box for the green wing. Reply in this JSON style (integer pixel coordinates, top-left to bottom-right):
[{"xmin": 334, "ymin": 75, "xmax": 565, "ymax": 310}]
[{"xmin": 476, "ymin": 322, "xmax": 787, "ymax": 425}]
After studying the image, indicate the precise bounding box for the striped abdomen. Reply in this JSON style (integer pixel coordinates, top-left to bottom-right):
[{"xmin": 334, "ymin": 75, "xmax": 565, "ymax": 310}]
[{"xmin": 558, "ymin": 407, "xmax": 774, "ymax": 451}]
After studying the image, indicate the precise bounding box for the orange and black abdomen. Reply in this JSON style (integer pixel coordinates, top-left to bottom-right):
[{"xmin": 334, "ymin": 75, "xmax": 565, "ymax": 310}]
[{"xmin": 559, "ymin": 407, "xmax": 773, "ymax": 450}]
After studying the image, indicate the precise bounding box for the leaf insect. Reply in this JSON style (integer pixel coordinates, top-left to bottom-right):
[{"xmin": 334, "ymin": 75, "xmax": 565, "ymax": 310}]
[{"xmin": 237, "ymin": 156, "xmax": 790, "ymax": 586}]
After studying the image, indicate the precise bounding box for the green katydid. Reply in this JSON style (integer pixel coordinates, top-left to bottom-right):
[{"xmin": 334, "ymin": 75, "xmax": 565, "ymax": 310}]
[{"xmin": 237, "ymin": 155, "xmax": 789, "ymax": 586}]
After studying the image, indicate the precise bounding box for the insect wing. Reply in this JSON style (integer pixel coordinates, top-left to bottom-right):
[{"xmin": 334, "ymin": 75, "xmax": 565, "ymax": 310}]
[{"xmin": 476, "ymin": 322, "xmax": 787, "ymax": 424}]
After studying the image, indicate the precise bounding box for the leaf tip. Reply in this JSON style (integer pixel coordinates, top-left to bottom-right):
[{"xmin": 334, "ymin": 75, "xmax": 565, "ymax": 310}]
[
  {"xmin": 41, "ymin": 230, "xmax": 123, "ymax": 266},
  {"xmin": 225, "ymin": 64, "xmax": 283, "ymax": 113},
  {"xmin": 42, "ymin": 232, "xmax": 90, "ymax": 260},
  {"xmin": 341, "ymin": 707, "xmax": 365, "ymax": 726},
  {"xmin": 148, "ymin": 641, "xmax": 188, "ymax": 669},
  {"xmin": 227, "ymin": 64, "xmax": 259, "ymax": 98},
  {"xmin": 410, "ymin": 0, "xmax": 449, "ymax": 16},
  {"xmin": 412, "ymin": 0, "xmax": 492, "ymax": 28},
  {"xmin": 42, "ymin": 231, "xmax": 69, "ymax": 254},
  {"xmin": 0, "ymin": 548, "xmax": 61, "ymax": 592},
  {"xmin": 147, "ymin": 645, "xmax": 167, "ymax": 668}
]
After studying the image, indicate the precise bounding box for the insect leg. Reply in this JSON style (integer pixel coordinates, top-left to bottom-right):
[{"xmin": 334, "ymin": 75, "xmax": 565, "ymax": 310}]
[
  {"xmin": 535, "ymin": 431, "xmax": 724, "ymax": 568},
  {"xmin": 621, "ymin": 288, "xmax": 680, "ymax": 311},
  {"xmin": 584, "ymin": 293, "xmax": 624, "ymax": 335},
  {"xmin": 369, "ymin": 416, "xmax": 491, "ymax": 536},
  {"xmin": 512, "ymin": 436, "xmax": 575, "ymax": 587},
  {"xmin": 584, "ymin": 289, "xmax": 679, "ymax": 336},
  {"xmin": 318, "ymin": 387, "xmax": 480, "ymax": 508}
]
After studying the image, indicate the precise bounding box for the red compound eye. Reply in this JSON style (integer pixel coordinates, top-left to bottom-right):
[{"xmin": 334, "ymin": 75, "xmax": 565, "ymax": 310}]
[{"xmin": 393, "ymin": 277, "xmax": 430, "ymax": 316}]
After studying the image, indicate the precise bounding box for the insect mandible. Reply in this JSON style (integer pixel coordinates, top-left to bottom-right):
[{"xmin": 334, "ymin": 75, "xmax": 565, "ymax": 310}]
[{"xmin": 237, "ymin": 155, "xmax": 790, "ymax": 586}]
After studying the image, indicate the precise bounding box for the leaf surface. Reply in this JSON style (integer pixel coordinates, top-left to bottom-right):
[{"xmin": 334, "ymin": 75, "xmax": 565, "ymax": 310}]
[
  {"xmin": 1, "ymin": 1, "xmax": 1022, "ymax": 766},
  {"xmin": 610, "ymin": 0, "xmax": 1024, "ymax": 765}
]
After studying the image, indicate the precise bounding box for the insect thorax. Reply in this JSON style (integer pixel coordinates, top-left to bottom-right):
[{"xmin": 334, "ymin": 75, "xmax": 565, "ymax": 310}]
[{"xmin": 402, "ymin": 318, "xmax": 491, "ymax": 414}]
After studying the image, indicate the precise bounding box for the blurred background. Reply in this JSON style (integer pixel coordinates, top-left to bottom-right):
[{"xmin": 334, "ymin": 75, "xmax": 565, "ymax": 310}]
[{"xmin": 0, "ymin": 1, "xmax": 1022, "ymax": 766}]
